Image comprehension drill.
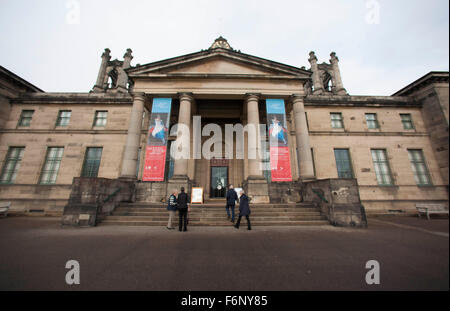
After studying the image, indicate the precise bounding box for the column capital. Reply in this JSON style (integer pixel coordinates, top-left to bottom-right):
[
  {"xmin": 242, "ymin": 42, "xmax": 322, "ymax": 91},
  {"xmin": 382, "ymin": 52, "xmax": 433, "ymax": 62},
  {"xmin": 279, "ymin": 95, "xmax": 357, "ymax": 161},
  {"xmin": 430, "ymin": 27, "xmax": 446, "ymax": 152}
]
[
  {"xmin": 289, "ymin": 94, "xmax": 305, "ymax": 103},
  {"xmin": 131, "ymin": 92, "xmax": 146, "ymax": 102},
  {"xmin": 178, "ymin": 92, "xmax": 194, "ymax": 102},
  {"xmin": 244, "ymin": 93, "xmax": 261, "ymax": 102}
]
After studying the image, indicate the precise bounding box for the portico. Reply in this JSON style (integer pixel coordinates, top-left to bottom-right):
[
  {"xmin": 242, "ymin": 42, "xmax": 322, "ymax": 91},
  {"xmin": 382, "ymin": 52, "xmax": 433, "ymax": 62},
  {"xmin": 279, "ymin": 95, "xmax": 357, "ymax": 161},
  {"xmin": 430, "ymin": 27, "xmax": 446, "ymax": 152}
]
[{"xmin": 118, "ymin": 38, "xmax": 317, "ymax": 202}]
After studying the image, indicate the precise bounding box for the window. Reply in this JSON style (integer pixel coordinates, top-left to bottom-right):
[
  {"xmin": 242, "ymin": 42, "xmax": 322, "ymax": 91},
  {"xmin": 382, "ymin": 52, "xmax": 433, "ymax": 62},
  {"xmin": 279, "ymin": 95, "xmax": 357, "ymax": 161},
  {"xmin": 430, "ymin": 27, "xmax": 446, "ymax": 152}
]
[
  {"xmin": 334, "ymin": 149, "xmax": 354, "ymax": 178},
  {"xmin": 165, "ymin": 141, "xmax": 175, "ymax": 181},
  {"xmin": 408, "ymin": 149, "xmax": 432, "ymax": 186},
  {"xmin": 400, "ymin": 114, "xmax": 414, "ymax": 129},
  {"xmin": 56, "ymin": 110, "xmax": 71, "ymax": 127},
  {"xmin": 39, "ymin": 147, "xmax": 64, "ymax": 184},
  {"xmin": 17, "ymin": 110, "xmax": 34, "ymax": 127},
  {"xmin": 371, "ymin": 149, "xmax": 394, "ymax": 186},
  {"xmin": 0, "ymin": 147, "xmax": 25, "ymax": 184},
  {"xmin": 261, "ymin": 140, "xmax": 271, "ymax": 183},
  {"xmin": 136, "ymin": 147, "xmax": 142, "ymax": 178},
  {"xmin": 365, "ymin": 113, "xmax": 379, "ymax": 129},
  {"xmin": 93, "ymin": 111, "xmax": 108, "ymax": 127},
  {"xmin": 311, "ymin": 148, "xmax": 316, "ymax": 177},
  {"xmin": 330, "ymin": 113, "xmax": 343, "ymax": 128},
  {"xmin": 81, "ymin": 147, "xmax": 103, "ymax": 177}
]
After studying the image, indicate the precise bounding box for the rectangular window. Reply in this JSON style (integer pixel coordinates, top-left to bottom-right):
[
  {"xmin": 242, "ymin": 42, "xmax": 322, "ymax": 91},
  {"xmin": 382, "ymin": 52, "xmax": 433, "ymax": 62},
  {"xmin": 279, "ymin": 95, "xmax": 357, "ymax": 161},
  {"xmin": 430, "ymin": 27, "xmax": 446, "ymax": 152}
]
[
  {"xmin": 81, "ymin": 147, "xmax": 103, "ymax": 177},
  {"xmin": 261, "ymin": 140, "xmax": 271, "ymax": 183},
  {"xmin": 93, "ymin": 111, "xmax": 108, "ymax": 127},
  {"xmin": 400, "ymin": 114, "xmax": 414, "ymax": 129},
  {"xmin": 371, "ymin": 149, "xmax": 394, "ymax": 186},
  {"xmin": 0, "ymin": 147, "xmax": 25, "ymax": 184},
  {"xmin": 39, "ymin": 147, "xmax": 64, "ymax": 184},
  {"xmin": 311, "ymin": 148, "xmax": 316, "ymax": 177},
  {"xmin": 408, "ymin": 149, "xmax": 432, "ymax": 186},
  {"xmin": 17, "ymin": 110, "xmax": 34, "ymax": 127},
  {"xmin": 365, "ymin": 113, "xmax": 379, "ymax": 129},
  {"xmin": 334, "ymin": 149, "xmax": 354, "ymax": 178},
  {"xmin": 56, "ymin": 110, "xmax": 71, "ymax": 127},
  {"xmin": 165, "ymin": 141, "xmax": 175, "ymax": 181},
  {"xmin": 330, "ymin": 113, "xmax": 343, "ymax": 128}
]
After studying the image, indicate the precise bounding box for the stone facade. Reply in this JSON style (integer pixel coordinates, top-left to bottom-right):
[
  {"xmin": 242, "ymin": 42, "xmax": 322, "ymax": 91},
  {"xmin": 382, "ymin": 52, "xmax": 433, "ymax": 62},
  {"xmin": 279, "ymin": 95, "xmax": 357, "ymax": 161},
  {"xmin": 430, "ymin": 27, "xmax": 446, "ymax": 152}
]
[{"xmin": 0, "ymin": 38, "xmax": 448, "ymax": 217}]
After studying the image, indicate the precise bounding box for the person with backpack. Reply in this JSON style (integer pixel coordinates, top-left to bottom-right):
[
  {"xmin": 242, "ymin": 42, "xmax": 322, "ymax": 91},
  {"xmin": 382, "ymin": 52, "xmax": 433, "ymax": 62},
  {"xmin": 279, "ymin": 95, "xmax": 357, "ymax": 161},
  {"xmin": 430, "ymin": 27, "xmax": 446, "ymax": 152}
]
[
  {"xmin": 166, "ymin": 189, "xmax": 178, "ymax": 230},
  {"xmin": 177, "ymin": 187, "xmax": 190, "ymax": 232},
  {"xmin": 234, "ymin": 190, "xmax": 251, "ymax": 230},
  {"xmin": 225, "ymin": 184, "xmax": 238, "ymax": 223}
]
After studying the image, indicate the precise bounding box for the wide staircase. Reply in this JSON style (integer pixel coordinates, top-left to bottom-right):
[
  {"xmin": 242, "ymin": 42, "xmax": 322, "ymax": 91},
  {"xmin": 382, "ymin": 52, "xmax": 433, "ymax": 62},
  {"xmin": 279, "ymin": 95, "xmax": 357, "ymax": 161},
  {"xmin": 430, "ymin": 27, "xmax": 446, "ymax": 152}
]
[{"xmin": 101, "ymin": 200, "xmax": 329, "ymax": 227}]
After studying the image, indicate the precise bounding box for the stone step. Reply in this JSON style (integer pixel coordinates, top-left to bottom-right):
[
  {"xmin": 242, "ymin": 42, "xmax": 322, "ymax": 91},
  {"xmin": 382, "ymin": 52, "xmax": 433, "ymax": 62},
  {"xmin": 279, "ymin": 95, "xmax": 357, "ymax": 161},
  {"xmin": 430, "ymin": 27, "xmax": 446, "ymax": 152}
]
[
  {"xmin": 118, "ymin": 202, "xmax": 315, "ymax": 208},
  {"xmin": 113, "ymin": 207, "xmax": 320, "ymax": 213},
  {"xmin": 101, "ymin": 220, "xmax": 330, "ymax": 226},
  {"xmin": 105, "ymin": 215, "xmax": 326, "ymax": 221},
  {"xmin": 112, "ymin": 211, "xmax": 322, "ymax": 217}
]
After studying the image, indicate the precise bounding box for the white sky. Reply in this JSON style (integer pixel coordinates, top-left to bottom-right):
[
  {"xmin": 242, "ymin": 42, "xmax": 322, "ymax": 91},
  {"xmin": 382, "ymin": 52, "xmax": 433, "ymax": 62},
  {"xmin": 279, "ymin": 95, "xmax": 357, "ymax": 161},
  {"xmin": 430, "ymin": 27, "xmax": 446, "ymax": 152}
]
[{"xmin": 0, "ymin": 0, "xmax": 448, "ymax": 95}]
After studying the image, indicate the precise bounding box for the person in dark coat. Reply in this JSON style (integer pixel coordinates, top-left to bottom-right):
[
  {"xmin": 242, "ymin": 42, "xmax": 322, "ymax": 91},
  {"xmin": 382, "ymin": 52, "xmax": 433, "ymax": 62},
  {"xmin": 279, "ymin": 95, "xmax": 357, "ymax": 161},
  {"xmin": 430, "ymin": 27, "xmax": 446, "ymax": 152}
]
[
  {"xmin": 166, "ymin": 189, "xmax": 178, "ymax": 230},
  {"xmin": 225, "ymin": 184, "xmax": 238, "ymax": 223},
  {"xmin": 177, "ymin": 187, "xmax": 190, "ymax": 232},
  {"xmin": 235, "ymin": 190, "xmax": 251, "ymax": 230}
]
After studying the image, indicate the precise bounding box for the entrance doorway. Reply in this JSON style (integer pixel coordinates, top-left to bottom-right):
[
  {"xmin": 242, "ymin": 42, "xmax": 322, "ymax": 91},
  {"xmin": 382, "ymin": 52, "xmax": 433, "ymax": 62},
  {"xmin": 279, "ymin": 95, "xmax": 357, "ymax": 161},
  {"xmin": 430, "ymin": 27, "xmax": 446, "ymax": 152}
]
[{"xmin": 210, "ymin": 166, "xmax": 228, "ymax": 198}]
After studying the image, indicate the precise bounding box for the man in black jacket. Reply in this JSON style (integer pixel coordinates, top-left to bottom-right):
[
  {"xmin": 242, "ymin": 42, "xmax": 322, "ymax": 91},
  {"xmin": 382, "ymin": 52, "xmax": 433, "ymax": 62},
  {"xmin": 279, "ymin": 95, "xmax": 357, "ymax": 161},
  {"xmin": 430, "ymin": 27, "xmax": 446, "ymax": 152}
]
[
  {"xmin": 177, "ymin": 187, "xmax": 190, "ymax": 232},
  {"xmin": 225, "ymin": 185, "xmax": 238, "ymax": 223}
]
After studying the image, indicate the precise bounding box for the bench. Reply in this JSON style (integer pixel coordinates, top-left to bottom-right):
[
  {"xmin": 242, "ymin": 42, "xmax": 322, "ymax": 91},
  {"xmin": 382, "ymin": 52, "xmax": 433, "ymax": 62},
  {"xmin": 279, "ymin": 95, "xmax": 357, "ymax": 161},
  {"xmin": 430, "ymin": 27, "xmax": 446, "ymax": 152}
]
[
  {"xmin": 0, "ymin": 202, "xmax": 11, "ymax": 218},
  {"xmin": 416, "ymin": 203, "xmax": 449, "ymax": 220}
]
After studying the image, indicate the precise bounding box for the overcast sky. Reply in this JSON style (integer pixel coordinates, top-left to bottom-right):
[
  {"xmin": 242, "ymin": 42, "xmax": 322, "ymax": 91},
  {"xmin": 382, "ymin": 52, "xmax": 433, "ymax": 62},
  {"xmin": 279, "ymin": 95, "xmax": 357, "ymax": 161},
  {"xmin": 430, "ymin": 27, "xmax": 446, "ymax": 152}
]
[{"xmin": 0, "ymin": 0, "xmax": 448, "ymax": 95}]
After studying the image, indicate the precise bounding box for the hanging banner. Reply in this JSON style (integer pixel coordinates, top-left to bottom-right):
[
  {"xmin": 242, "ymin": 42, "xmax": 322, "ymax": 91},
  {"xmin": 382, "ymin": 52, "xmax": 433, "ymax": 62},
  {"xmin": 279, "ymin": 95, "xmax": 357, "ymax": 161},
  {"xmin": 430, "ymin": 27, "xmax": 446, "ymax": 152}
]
[
  {"xmin": 266, "ymin": 99, "xmax": 292, "ymax": 182},
  {"xmin": 142, "ymin": 98, "xmax": 172, "ymax": 181}
]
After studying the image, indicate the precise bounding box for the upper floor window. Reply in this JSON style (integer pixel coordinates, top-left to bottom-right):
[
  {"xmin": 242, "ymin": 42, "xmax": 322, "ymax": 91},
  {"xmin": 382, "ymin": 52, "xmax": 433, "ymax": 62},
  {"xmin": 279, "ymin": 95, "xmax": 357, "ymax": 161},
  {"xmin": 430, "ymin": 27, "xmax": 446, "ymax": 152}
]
[
  {"xmin": 17, "ymin": 110, "xmax": 34, "ymax": 127},
  {"xmin": 81, "ymin": 147, "xmax": 103, "ymax": 177},
  {"xmin": 408, "ymin": 149, "xmax": 432, "ymax": 186},
  {"xmin": 371, "ymin": 149, "xmax": 394, "ymax": 186},
  {"xmin": 93, "ymin": 111, "xmax": 108, "ymax": 127},
  {"xmin": 330, "ymin": 113, "xmax": 343, "ymax": 129},
  {"xmin": 334, "ymin": 149, "xmax": 354, "ymax": 178},
  {"xmin": 400, "ymin": 114, "xmax": 414, "ymax": 130},
  {"xmin": 56, "ymin": 110, "xmax": 72, "ymax": 127},
  {"xmin": 365, "ymin": 113, "xmax": 379, "ymax": 129},
  {"xmin": 39, "ymin": 147, "xmax": 64, "ymax": 184},
  {"xmin": 0, "ymin": 147, "xmax": 25, "ymax": 184}
]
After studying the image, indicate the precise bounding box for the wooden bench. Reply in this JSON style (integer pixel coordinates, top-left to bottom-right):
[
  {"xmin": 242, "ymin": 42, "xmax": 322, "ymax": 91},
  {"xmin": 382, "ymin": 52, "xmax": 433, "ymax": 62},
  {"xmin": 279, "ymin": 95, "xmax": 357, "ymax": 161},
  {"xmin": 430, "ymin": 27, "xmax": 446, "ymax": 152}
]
[
  {"xmin": 0, "ymin": 202, "xmax": 11, "ymax": 218},
  {"xmin": 416, "ymin": 203, "xmax": 449, "ymax": 220}
]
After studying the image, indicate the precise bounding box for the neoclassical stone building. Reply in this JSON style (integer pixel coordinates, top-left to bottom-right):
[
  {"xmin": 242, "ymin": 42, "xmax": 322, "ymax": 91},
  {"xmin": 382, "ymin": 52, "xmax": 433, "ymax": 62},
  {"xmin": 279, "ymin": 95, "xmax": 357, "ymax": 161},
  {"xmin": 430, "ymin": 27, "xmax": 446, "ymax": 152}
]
[{"xmin": 0, "ymin": 37, "xmax": 448, "ymax": 219}]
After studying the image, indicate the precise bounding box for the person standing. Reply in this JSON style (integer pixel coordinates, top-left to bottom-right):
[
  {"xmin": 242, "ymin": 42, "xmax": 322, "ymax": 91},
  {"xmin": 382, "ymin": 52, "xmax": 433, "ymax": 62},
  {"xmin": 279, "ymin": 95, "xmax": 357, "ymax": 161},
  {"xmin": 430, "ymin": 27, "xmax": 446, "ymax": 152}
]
[
  {"xmin": 177, "ymin": 187, "xmax": 190, "ymax": 232},
  {"xmin": 166, "ymin": 189, "xmax": 177, "ymax": 230},
  {"xmin": 225, "ymin": 184, "xmax": 238, "ymax": 223},
  {"xmin": 235, "ymin": 190, "xmax": 251, "ymax": 230}
]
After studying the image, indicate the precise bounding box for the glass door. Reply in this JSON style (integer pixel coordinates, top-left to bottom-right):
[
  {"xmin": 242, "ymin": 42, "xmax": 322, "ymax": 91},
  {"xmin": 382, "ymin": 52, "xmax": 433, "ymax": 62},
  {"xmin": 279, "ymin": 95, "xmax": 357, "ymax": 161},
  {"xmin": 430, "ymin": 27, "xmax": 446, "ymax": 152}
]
[{"xmin": 210, "ymin": 166, "xmax": 228, "ymax": 198}]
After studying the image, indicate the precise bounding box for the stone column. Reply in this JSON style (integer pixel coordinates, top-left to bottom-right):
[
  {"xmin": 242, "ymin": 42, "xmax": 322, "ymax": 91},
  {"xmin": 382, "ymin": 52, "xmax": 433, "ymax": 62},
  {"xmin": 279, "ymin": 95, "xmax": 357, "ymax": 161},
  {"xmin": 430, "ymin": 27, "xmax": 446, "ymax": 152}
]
[
  {"xmin": 291, "ymin": 95, "xmax": 315, "ymax": 180},
  {"xmin": 243, "ymin": 94, "xmax": 269, "ymax": 203},
  {"xmin": 308, "ymin": 51, "xmax": 324, "ymax": 95},
  {"xmin": 167, "ymin": 93, "xmax": 193, "ymax": 194},
  {"xmin": 172, "ymin": 93, "xmax": 193, "ymax": 178},
  {"xmin": 329, "ymin": 52, "xmax": 347, "ymax": 95},
  {"xmin": 120, "ymin": 92, "xmax": 145, "ymax": 179},
  {"xmin": 93, "ymin": 48, "xmax": 111, "ymax": 92},
  {"xmin": 245, "ymin": 94, "xmax": 263, "ymax": 178}
]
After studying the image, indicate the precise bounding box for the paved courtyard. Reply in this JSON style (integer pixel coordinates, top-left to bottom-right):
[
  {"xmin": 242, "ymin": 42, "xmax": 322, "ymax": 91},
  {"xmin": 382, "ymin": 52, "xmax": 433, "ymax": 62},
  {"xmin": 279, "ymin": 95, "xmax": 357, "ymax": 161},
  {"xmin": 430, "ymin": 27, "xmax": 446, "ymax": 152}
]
[{"xmin": 0, "ymin": 216, "xmax": 448, "ymax": 291}]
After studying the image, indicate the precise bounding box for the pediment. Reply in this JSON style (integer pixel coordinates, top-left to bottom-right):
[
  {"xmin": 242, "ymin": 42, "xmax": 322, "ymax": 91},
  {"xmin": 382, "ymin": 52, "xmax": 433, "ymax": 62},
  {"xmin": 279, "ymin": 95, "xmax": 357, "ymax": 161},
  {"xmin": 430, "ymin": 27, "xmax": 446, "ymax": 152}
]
[{"xmin": 127, "ymin": 49, "xmax": 311, "ymax": 79}]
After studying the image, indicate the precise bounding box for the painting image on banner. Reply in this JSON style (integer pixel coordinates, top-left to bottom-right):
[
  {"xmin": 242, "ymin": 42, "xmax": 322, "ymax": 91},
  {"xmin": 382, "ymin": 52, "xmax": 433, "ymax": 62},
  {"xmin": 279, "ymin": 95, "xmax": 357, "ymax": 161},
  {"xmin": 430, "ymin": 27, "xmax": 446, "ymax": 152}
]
[
  {"xmin": 143, "ymin": 98, "xmax": 172, "ymax": 181},
  {"xmin": 266, "ymin": 99, "xmax": 292, "ymax": 182}
]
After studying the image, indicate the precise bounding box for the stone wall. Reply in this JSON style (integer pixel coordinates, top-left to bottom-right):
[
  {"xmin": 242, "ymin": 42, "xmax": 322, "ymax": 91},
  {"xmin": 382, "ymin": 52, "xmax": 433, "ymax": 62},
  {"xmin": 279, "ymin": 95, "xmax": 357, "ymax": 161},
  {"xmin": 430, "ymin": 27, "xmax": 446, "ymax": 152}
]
[
  {"xmin": 303, "ymin": 178, "xmax": 367, "ymax": 227},
  {"xmin": 62, "ymin": 177, "xmax": 135, "ymax": 226}
]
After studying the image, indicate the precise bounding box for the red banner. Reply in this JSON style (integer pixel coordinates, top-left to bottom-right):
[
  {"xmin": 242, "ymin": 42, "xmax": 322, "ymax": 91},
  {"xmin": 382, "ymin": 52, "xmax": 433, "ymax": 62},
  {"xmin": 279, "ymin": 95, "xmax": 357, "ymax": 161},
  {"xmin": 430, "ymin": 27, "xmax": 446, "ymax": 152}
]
[
  {"xmin": 142, "ymin": 146, "xmax": 167, "ymax": 181},
  {"xmin": 270, "ymin": 147, "xmax": 292, "ymax": 182}
]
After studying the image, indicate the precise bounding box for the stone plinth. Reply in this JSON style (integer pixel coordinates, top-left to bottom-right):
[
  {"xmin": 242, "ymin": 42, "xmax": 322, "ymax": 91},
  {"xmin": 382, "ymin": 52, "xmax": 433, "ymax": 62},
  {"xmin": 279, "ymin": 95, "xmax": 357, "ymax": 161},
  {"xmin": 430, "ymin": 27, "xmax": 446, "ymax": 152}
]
[{"xmin": 243, "ymin": 176, "xmax": 270, "ymax": 203}]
